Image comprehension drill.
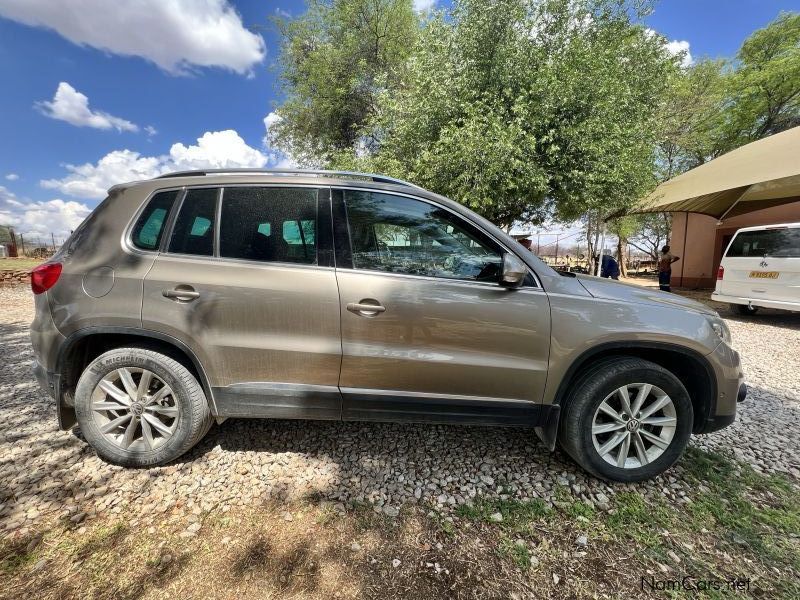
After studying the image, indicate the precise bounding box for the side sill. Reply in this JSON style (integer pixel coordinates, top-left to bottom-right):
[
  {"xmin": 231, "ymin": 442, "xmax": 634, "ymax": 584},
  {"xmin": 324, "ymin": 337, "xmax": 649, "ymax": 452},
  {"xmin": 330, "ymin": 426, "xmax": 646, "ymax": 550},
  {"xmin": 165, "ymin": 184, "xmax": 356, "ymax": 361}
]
[
  {"xmin": 213, "ymin": 383, "xmax": 342, "ymax": 420},
  {"xmin": 341, "ymin": 392, "xmax": 555, "ymax": 427}
]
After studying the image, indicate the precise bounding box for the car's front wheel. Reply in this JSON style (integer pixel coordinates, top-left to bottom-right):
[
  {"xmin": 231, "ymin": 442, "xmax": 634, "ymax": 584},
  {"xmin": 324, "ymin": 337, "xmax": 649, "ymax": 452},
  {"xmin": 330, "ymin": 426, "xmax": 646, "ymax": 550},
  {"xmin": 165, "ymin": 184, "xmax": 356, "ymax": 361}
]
[
  {"xmin": 558, "ymin": 357, "xmax": 693, "ymax": 482},
  {"xmin": 74, "ymin": 348, "xmax": 213, "ymax": 467}
]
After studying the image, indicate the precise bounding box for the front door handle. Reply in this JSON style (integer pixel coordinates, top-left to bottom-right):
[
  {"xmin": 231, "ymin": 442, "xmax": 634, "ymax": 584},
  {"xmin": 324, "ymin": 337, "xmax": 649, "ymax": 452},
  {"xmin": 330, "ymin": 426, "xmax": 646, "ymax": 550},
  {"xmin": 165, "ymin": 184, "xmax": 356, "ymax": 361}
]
[
  {"xmin": 347, "ymin": 300, "xmax": 386, "ymax": 316},
  {"xmin": 162, "ymin": 286, "xmax": 200, "ymax": 302}
]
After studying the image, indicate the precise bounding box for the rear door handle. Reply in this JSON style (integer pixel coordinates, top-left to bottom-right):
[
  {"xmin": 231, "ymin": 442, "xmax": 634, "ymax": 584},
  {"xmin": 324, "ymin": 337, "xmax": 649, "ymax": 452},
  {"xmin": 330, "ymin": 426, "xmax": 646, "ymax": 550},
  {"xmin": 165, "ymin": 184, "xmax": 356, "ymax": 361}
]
[
  {"xmin": 347, "ymin": 301, "xmax": 386, "ymax": 316},
  {"xmin": 162, "ymin": 286, "xmax": 200, "ymax": 302}
]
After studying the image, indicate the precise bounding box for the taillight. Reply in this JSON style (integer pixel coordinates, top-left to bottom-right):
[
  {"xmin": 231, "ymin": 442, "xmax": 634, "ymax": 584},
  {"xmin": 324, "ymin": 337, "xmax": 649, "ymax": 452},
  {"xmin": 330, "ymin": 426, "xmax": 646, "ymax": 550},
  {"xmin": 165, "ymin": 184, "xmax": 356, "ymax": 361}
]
[
  {"xmin": 717, "ymin": 265, "xmax": 724, "ymax": 280},
  {"xmin": 31, "ymin": 262, "xmax": 63, "ymax": 294}
]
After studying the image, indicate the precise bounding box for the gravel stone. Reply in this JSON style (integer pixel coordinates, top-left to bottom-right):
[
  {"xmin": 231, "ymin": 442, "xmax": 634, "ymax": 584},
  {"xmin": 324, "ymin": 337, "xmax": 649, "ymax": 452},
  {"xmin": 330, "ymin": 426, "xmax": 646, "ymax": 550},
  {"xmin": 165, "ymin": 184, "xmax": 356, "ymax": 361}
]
[
  {"xmin": 488, "ymin": 512, "xmax": 504, "ymax": 523},
  {"xmin": 1, "ymin": 285, "xmax": 798, "ymax": 538}
]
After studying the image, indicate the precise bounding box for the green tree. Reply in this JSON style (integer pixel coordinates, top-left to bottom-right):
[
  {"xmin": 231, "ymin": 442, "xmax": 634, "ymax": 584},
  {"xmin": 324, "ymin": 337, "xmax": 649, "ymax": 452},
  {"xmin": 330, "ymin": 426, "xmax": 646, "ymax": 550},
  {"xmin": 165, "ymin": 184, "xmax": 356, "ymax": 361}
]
[
  {"xmin": 269, "ymin": 0, "xmax": 419, "ymax": 164},
  {"xmin": 359, "ymin": 0, "xmax": 678, "ymax": 228},
  {"xmin": 655, "ymin": 11, "xmax": 800, "ymax": 178},
  {"xmin": 723, "ymin": 12, "xmax": 800, "ymax": 147},
  {"xmin": 656, "ymin": 59, "xmax": 730, "ymax": 179}
]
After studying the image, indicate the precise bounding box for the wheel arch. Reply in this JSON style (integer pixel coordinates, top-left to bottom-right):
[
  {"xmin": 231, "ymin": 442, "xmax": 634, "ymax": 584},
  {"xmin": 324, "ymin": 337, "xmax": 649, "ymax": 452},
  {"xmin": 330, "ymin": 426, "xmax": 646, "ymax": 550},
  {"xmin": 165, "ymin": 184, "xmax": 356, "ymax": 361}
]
[
  {"xmin": 538, "ymin": 341, "xmax": 717, "ymax": 450},
  {"xmin": 55, "ymin": 327, "xmax": 217, "ymax": 429}
]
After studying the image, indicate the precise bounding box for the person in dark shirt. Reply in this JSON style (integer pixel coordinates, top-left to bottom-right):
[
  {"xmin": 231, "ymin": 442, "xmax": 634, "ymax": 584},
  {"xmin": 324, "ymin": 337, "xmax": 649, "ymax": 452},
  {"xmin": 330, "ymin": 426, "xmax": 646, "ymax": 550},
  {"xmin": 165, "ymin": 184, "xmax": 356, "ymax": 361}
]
[{"xmin": 594, "ymin": 254, "xmax": 620, "ymax": 280}]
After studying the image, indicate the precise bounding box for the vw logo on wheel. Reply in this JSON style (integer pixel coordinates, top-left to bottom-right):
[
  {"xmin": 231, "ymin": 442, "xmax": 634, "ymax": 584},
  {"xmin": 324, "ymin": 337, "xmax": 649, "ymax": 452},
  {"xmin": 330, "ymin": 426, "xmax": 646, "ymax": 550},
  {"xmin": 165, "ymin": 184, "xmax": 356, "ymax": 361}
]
[{"xmin": 625, "ymin": 419, "xmax": 640, "ymax": 432}]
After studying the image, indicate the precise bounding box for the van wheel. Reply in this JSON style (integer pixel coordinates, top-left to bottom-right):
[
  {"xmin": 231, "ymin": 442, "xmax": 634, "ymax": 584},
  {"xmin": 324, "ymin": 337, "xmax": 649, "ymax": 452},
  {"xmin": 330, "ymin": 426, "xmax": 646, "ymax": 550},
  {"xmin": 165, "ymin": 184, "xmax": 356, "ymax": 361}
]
[
  {"xmin": 733, "ymin": 304, "xmax": 758, "ymax": 316},
  {"xmin": 558, "ymin": 357, "xmax": 693, "ymax": 483},
  {"xmin": 74, "ymin": 348, "xmax": 213, "ymax": 467}
]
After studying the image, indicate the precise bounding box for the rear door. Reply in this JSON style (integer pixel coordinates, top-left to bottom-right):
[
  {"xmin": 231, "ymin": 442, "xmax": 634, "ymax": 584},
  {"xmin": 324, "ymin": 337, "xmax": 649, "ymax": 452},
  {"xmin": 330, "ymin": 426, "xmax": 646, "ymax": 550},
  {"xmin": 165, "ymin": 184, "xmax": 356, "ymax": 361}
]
[
  {"xmin": 719, "ymin": 226, "xmax": 800, "ymax": 304},
  {"xmin": 332, "ymin": 188, "xmax": 551, "ymax": 425},
  {"xmin": 142, "ymin": 185, "xmax": 342, "ymax": 419}
]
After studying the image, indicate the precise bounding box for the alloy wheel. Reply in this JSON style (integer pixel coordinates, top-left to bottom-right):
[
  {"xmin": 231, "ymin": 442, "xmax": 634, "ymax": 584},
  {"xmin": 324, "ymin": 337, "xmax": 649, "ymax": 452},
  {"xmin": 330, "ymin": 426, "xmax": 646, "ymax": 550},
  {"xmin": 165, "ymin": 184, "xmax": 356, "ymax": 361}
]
[
  {"xmin": 591, "ymin": 383, "xmax": 677, "ymax": 469},
  {"xmin": 90, "ymin": 367, "xmax": 180, "ymax": 451}
]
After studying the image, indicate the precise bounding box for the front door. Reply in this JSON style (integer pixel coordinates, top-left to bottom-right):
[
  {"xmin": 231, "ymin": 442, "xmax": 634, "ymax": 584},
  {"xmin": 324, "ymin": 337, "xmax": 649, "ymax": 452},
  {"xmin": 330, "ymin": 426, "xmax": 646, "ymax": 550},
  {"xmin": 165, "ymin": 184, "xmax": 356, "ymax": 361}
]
[
  {"xmin": 333, "ymin": 188, "xmax": 551, "ymax": 425},
  {"xmin": 142, "ymin": 185, "xmax": 342, "ymax": 419}
]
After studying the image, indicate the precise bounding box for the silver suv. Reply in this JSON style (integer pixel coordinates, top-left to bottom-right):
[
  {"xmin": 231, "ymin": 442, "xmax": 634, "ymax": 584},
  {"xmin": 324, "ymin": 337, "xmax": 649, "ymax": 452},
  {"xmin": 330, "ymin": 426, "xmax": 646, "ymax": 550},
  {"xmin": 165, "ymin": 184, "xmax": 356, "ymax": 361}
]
[{"xmin": 30, "ymin": 170, "xmax": 746, "ymax": 482}]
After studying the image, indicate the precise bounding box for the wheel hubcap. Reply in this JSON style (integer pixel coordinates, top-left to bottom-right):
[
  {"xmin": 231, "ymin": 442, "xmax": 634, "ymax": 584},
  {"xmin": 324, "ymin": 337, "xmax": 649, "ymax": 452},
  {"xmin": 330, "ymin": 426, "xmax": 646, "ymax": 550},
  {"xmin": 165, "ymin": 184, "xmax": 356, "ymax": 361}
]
[
  {"xmin": 91, "ymin": 367, "xmax": 179, "ymax": 451},
  {"xmin": 591, "ymin": 383, "xmax": 677, "ymax": 469}
]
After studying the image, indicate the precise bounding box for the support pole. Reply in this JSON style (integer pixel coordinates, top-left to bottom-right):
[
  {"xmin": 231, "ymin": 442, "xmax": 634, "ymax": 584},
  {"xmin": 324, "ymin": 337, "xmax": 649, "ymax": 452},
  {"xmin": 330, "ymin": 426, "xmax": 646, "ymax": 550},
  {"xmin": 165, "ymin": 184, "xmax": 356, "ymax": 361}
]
[
  {"xmin": 596, "ymin": 225, "xmax": 606, "ymax": 277},
  {"xmin": 679, "ymin": 211, "xmax": 688, "ymax": 288}
]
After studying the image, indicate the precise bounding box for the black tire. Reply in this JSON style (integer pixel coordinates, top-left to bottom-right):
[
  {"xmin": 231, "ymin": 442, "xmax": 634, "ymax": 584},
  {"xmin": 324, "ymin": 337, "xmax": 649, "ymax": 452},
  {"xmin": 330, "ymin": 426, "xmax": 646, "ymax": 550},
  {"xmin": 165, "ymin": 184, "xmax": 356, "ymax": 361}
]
[
  {"xmin": 732, "ymin": 303, "xmax": 759, "ymax": 316},
  {"xmin": 558, "ymin": 357, "xmax": 693, "ymax": 483},
  {"xmin": 74, "ymin": 348, "xmax": 213, "ymax": 467}
]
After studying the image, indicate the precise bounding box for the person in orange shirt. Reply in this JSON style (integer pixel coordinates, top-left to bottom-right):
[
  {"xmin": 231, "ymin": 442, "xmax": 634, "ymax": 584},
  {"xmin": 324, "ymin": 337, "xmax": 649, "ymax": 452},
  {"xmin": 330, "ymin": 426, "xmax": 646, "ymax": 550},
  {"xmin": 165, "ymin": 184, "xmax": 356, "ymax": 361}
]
[{"xmin": 658, "ymin": 245, "xmax": 680, "ymax": 291}]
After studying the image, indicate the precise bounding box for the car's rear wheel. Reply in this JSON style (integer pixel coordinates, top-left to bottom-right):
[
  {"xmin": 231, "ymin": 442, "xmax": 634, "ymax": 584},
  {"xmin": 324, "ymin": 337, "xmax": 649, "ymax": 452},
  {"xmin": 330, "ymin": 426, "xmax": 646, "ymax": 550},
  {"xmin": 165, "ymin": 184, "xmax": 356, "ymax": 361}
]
[
  {"xmin": 558, "ymin": 357, "xmax": 693, "ymax": 482},
  {"xmin": 733, "ymin": 303, "xmax": 759, "ymax": 316},
  {"xmin": 74, "ymin": 348, "xmax": 212, "ymax": 467}
]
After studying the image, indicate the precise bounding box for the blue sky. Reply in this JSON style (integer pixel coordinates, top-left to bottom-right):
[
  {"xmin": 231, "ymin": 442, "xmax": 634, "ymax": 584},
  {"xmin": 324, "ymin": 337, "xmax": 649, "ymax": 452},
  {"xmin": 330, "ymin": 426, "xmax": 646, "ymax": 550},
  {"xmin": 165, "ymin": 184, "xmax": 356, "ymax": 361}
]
[{"xmin": 0, "ymin": 0, "xmax": 798, "ymax": 240}]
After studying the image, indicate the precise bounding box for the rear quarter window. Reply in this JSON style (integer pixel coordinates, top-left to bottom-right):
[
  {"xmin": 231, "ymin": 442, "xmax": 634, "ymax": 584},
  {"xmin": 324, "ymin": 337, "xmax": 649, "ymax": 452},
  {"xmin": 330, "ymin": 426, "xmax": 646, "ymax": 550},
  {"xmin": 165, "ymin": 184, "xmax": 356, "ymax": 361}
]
[
  {"xmin": 726, "ymin": 228, "xmax": 800, "ymax": 258},
  {"xmin": 131, "ymin": 190, "xmax": 180, "ymax": 250}
]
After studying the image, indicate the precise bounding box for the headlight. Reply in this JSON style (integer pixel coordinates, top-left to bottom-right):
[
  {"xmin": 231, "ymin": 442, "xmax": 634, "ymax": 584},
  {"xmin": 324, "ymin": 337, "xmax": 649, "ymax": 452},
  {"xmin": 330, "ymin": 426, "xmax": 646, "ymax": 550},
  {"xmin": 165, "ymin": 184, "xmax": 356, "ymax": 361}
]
[{"xmin": 708, "ymin": 316, "xmax": 731, "ymax": 343}]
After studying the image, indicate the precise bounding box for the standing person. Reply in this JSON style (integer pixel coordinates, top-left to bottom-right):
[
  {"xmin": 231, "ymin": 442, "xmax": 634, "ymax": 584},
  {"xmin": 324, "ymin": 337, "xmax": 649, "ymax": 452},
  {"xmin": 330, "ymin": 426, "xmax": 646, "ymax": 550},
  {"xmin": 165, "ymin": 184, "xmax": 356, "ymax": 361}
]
[{"xmin": 658, "ymin": 245, "xmax": 680, "ymax": 292}]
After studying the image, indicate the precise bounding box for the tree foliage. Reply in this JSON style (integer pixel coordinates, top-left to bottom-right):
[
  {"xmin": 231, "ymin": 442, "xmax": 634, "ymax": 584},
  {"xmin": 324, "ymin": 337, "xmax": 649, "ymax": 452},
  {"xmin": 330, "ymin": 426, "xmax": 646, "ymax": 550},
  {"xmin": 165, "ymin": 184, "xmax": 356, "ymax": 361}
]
[
  {"xmin": 269, "ymin": 0, "xmax": 418, "ymax": 164},
  {"xmin": 656, "ymin": 12, "xmax": 800, "ymax": 178},
  {"xmin": 369, "ymin": 0, "xmax": 678, "ymax": 227},
  {"xmin": 273, "ymin": 0, "xmax": 678, "ymax": 228},
  {"xmin": 271, "ymin": 2, "xmax": 799, "ymax": 233}
]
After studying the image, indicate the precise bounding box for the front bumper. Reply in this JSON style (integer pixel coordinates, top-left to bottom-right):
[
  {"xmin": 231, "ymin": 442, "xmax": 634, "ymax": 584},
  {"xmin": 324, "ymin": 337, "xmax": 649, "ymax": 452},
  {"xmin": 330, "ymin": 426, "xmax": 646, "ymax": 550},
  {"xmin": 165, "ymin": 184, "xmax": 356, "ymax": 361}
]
[{"xmin": 696, "ymin": 342, "xmax": 745, "ymax": 434}]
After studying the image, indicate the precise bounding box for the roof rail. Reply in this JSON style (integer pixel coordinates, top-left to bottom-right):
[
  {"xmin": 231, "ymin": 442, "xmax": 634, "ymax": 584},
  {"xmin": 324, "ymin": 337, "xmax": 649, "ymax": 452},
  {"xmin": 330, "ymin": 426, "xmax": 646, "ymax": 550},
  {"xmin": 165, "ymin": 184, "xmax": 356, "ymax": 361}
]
[{"xmin": 155, "ymin": 168, "xmax": 424, "ymax": 190}]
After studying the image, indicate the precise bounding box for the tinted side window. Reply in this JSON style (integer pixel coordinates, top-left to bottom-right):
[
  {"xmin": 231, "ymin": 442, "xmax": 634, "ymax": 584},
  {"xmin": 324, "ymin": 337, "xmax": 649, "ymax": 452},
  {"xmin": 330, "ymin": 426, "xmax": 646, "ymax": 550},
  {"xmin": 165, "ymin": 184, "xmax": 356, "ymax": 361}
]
[
  {"xmin": 220, "ymin": 187, "xmax": 318, "ymax": 264},
  {"xmin": 727, "ymin": 228, "xmax": 800, "ymax": 258},
  {"xmin": 344, "ymin": 191, "xmax": 503, "ymax": 282},
  {"xmin": 167, "ymin": 188, "xmax": 218, "ymax": 256},
  {"xmin": 131, "ymin": 190, "xmax": 179, "ymax": 250}
]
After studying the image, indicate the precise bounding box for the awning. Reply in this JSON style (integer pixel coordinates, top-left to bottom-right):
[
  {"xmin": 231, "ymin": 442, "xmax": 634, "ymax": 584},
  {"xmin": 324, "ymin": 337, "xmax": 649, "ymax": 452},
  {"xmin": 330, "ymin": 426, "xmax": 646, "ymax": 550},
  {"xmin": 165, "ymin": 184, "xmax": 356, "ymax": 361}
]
[{"xmin": 633, "ymin": 126, "xmax": 800, "ymax": 220}]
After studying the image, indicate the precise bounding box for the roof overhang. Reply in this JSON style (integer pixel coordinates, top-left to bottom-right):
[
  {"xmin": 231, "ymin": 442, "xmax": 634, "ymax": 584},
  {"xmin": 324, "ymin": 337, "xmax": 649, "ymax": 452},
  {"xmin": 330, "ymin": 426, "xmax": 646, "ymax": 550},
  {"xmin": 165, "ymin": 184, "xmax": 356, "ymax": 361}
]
[{"xmin": 630, "ymin": 126, "xmax": 800, "ymax": 220}]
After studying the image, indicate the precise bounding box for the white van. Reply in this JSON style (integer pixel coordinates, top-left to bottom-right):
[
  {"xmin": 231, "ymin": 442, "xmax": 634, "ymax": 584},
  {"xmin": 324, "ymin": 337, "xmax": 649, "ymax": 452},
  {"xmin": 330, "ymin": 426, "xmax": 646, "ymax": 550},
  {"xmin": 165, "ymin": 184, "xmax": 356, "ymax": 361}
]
[{"xmin": 713, "ymin": 222, "xmax": 800, "ymax": 315}]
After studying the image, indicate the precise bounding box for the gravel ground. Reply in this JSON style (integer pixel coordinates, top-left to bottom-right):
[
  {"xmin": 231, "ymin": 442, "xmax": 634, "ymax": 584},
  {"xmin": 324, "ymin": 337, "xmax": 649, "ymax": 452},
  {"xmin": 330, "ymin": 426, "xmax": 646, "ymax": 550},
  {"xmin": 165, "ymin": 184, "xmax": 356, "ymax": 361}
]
[{"xmin": 1, "ymin": 284, "xmax": 799, "ymax": 538}]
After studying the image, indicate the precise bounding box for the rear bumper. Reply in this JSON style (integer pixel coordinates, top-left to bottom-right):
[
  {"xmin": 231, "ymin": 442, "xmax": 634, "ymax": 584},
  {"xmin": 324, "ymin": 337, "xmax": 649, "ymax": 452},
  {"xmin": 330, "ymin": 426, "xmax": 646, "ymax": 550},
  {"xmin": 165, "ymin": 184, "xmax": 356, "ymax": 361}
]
[
  {"xmin": 33, "ymin": 360, "xmax": 57, "ymax": 398},
  {"xmin": 32, "ymin": 360, "xmax": 75, "ymax": 430},
  {"xmin": 712, "ymin": 291, "xmax": 800, "ymax": 312}
]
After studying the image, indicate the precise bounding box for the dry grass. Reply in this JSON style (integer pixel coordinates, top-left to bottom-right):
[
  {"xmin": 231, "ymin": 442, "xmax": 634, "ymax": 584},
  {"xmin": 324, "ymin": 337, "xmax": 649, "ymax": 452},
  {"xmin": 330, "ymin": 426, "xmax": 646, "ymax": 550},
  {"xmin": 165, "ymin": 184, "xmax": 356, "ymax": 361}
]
[{"xmin": 0, "ymin": 258, "xmax": 42, "ymax": 271}]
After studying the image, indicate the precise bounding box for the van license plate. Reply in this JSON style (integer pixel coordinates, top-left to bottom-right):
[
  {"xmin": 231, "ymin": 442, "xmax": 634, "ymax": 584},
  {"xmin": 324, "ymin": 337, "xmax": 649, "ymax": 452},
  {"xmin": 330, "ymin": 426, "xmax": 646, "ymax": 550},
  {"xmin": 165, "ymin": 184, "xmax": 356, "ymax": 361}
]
[{"xmin": 749, "ymin": 271, "xmax": 779, "ymax": 279}]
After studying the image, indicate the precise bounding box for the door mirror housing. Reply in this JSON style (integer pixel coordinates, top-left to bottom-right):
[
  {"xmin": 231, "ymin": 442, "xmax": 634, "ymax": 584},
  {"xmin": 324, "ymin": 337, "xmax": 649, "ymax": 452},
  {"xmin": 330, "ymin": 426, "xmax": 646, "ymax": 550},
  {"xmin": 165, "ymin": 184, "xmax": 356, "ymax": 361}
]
[{"xmin": 500, "ymin": 253, "xmax": 527, "ymax": 288}]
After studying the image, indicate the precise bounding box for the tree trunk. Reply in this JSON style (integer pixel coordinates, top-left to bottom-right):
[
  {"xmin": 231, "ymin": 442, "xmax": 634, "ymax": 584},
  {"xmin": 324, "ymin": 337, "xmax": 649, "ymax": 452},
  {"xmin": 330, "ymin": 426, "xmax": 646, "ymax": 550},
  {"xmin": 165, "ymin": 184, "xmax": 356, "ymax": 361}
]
[{"xmin": 617, "ymin": 237, "xmax": 627, "ymax": 277}]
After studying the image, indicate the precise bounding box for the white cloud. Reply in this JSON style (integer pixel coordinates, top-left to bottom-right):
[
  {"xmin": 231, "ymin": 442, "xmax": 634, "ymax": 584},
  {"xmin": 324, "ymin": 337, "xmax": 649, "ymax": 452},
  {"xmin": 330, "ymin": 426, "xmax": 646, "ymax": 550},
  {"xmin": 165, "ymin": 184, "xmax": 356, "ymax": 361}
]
[
  {"xmin": 413, "ymin": 0, "xmax": 437, "ymax": 13},
  {"xmin": 645, "ymin": 28, "xmax": 693, "ymax": 68},
  {"xmin": 0, "ymin": 185, "xmax": 91, "ymax": 238},
  {"xmin": 145, "ymin": 125, "xmax": 158, "ymax": 137},
  {"xmin": 262, "ymin": 112, "xmax": 298, "ymax": 169},
  {"xmin": 0, "ymin": 0, "xmax": 265, "ymax": 75},
  {"xmin": 5, "ymin": 173, "xmax": 19, "ymax": 181},
  {"xmin": 40, "ymin": 130, "xmax": 274, "ymax": 200},
  {"xmin": 665, "ymin": 39, "xmax": 693, "ymax": 68},
  {"xmin": 41, "ymin": 149, "xmax": 165, "ymax": 199},
  {"xmin": 36, "ymin": 82, "xmax": 139, "ymax": 132},
  {"xmin": 169, "ymin": 130, "xmax": 268, "ymax": 171}
]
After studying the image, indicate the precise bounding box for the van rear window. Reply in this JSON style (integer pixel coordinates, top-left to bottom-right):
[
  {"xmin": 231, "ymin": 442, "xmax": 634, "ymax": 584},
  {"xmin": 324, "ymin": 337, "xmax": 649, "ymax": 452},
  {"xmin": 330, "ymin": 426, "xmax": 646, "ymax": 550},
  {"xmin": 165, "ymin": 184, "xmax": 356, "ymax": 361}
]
[{"xmin": 726, "ymin": 228, "xmax": 800, "ymax": 258}]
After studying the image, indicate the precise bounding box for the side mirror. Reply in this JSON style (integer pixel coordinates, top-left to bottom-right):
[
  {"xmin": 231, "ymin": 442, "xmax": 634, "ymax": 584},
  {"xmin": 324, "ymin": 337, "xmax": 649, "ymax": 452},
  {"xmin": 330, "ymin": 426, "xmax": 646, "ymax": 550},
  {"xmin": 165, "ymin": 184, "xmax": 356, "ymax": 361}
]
[{"xmin": 500, "ymin": 252, "xmax": 527, "ymax": 288}]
